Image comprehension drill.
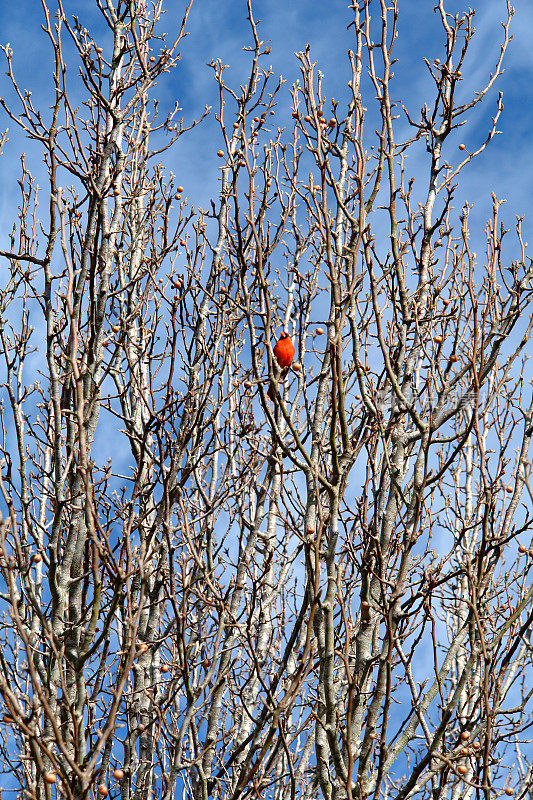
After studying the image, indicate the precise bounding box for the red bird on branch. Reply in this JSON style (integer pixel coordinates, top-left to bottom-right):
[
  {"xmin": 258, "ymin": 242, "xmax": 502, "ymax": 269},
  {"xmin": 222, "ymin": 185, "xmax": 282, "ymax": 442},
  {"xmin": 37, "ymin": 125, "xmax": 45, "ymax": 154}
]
[
  {"xmin": 273, "ymin": 332, "xmax": 295, "ymax": 369},
  {"xmin": 268, "ymin": 332, "xmax": 295, "ymax": 400}
]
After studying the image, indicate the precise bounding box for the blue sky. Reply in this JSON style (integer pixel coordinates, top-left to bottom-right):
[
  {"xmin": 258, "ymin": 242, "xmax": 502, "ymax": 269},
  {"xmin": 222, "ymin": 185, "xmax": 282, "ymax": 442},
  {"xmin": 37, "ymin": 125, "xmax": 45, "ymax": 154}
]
[
  {"xmin": 0, "ymin": 0, "xmax": 531, "ymax": 481},
  {"xmin": 0, "ymin": 0, "xmax": 531, "ymax": 237},
  {"xmin": 0, "ymin": 0, "xmax": 532, "ymax": 522}
]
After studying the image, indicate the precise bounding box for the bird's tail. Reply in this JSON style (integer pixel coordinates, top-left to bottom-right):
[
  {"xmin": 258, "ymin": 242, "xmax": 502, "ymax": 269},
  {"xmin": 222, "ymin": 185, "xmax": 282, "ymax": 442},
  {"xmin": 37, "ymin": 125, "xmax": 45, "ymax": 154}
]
[{"xmin": 267, "ymin": 366, "xmax": 290, "ymax": 401}]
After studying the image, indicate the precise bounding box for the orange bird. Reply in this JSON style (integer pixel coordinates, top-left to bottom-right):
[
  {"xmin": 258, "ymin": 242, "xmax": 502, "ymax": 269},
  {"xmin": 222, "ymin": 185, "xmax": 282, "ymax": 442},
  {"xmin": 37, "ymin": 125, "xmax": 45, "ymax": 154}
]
[
  {"xmin": 273, "ymin": 332, "xmax": 295, "ymax": 369},
  {"xmin": 268, "ymin": 332, "xmax": 295, "ymax": 400}
]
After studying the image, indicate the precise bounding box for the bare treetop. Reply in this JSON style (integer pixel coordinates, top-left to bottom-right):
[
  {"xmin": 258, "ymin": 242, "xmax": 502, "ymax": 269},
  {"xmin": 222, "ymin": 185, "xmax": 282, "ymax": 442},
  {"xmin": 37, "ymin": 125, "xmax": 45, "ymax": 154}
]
[{"xmin": 0, "ymin": 2, "xmax": 531, "ymax": 800}]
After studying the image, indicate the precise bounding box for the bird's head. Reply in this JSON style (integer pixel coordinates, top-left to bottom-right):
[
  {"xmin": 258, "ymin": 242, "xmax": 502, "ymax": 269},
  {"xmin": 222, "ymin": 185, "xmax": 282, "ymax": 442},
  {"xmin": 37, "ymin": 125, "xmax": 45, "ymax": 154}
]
[{"xmin": 279, "ymin": 332, "xmax": 289, "ymax": 339}]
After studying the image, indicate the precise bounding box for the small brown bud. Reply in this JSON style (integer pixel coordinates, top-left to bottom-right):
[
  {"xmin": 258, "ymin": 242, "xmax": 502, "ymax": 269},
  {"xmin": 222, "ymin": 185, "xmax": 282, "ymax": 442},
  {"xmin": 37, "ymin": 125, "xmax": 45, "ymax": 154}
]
[
  {"xmin": 176, "ymin": 186, "xmax": 184, "ymax": 193},
  {"xmin": 460, "ymin": 731, "xmax": 470, "ymax": 741},
  {"xmin": 316, "ymin": 327, "xmax": 324, "ymax": 335},
  {"xmin": 44, "ymin": 772, "xmax": 57, "ymax": 785},
  {"xmin": 160, "ymin": 664, "xmax": 170, "ymax": 674},
  {"xmin": 328, "ymin": 119, "xmax": 336, "ymax": 127},
  {"xmin": 97, "ymin": 786, "xmax": 109, "ymax": 797},
  {"xmin": 434, "ymin": 335, "xmax": 443, "ymax": 344},
  {"xmin": 459, "ymin": 143, "xmax": 466, "ymax": 151},
  {"xmin": 137, "ymin": 723, "xmax": 146, "ymax": 732},
  {"xmin": 217, "ymin": 150, "xmax": 225, "ymax": 157},
  {"xmin": 244, "ymin": 381, "xmax": 252, "ymax": 389},
  {"xmin": 460, "ymin": 748, "xmax": 469, "ymax": 756},
  {"xmin": 518, "ymin": 544, "xmax": 527, "ymax": 553},
  {"xmin": 113, "ymin": 768, "xmax": 124, "ymax": 780},
  {"xmin": 292, "ymin": 111, "xmax": 299, "ymax": 119},
  {"xmin": 292, "ymin": 362, "xmax": 302, "ymax": 372},
  {"xmin": 505, "ymin": 485, "xmax": 513, "ymax": 493},
  {"xmin": 31, "ymin": 553, "xmax": 43, "ymax": 564},
  {"xmin": 505, "ymin": 790, "xmax": 514, "ymax": 797},
  {"xmin": 304, "ymin": 115, "xmax": 312, "ymax": 123},
  {"xmin": 457, "ymin": 765, "xmax": 467, "ymax": 775},
  {"xmin": 137, "ymin": 643, "xmax": 148, "ymax": 654}
]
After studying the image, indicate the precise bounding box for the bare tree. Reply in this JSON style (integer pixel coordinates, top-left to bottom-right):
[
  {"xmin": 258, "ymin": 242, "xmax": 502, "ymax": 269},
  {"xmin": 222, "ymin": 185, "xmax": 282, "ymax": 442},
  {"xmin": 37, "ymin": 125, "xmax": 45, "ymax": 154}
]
[{"xmin": 0, "ymin": 1, "xmax": 531, "ymax": 800}]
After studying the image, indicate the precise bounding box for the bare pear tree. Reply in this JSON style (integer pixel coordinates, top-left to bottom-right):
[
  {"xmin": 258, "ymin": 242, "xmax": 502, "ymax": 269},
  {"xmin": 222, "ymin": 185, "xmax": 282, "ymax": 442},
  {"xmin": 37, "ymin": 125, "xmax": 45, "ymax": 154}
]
[{"xmin": 0, "ymin": 1, "xmax": 531, "ymax": 800}]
